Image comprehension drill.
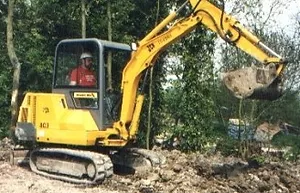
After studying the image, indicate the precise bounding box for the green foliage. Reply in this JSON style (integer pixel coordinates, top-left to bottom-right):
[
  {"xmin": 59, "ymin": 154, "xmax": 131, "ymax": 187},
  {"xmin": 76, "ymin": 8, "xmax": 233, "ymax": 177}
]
[
  {"xmin": 89, "ymin": 0, "xmax": 169, "ymax": 42},
  {"xmin": 0, "ymin": 126, "xmax": 9, "ymax": 139},
  {"xmin": 248, "ymin": 155, "xmax": 266, "ymax": 166},
  {"xmin": 136, "ymin": 58, "xmax": 165, "ymax": 148},
  {"xmin": 272, "ymin": 133, "xmax": 300, "ymax": 161},
  {"xmin": 162, "ymin": 28, "xmax": 217, "ymax": 152},
  {"xmin": 0, "ymin": 0, "xmax": 11, "ymax": 138},
  {"xmin": 215, "ymin": 136, "xmax": 239, "ymax": 157}
]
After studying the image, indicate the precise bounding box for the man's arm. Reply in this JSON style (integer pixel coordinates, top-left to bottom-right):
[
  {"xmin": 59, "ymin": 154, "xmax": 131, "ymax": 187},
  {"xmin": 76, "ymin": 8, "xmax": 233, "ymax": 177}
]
[
  {"xmin": 69, "ymin": 81, "xmax": 76, "ymax": 85},
  {"xmin": 69, "ymin": 68, "xmax": 77, "ymax": 85}
]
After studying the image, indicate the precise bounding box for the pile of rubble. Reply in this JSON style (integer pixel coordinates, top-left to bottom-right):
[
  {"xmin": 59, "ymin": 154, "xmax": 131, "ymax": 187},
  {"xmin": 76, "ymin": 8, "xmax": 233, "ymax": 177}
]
[
  {"xmin": 105, "ymin": 149, "xmax": 300, "ymax": 192},
  {"xmin": 0, "ymin": 137, "xmax": 11, "ymax": 162},
  {"xmin": 1, "ymin": 138, "xmax": 300, "ymax": 193}
]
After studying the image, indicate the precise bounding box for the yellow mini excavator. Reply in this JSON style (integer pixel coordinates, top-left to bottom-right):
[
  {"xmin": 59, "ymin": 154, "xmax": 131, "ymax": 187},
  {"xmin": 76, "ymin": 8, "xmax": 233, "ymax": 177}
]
[{"xmin": 14, "ymin": 0, "xmax": 286, "ymax": 185}]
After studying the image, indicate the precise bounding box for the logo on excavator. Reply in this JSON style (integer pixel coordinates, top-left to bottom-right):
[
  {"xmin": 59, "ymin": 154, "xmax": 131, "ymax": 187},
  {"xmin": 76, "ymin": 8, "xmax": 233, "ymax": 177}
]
[
  {"xmin": 147, "ymin": 43, "xmax": 155, "ymax": 52},
  {"xmin": 42, "ymin": 107, "xmax": 49, "ymax": 113}
]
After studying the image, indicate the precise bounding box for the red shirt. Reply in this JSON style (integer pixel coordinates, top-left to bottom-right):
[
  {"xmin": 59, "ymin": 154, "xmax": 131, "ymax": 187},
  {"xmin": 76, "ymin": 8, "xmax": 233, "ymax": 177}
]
[{"xmin": 70, "ymin": 66, "xmax": 96, "ymax": 86}]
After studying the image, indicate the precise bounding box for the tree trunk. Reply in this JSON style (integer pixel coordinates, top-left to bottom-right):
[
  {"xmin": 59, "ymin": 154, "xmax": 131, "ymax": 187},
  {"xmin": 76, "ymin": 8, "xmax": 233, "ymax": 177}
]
[
  {"xmin": 146, "ymin": 67, "xmax": 154, "ymax": 150},
  {"xmin": 146, "ymin": 0, "xmax": 160, "ymax": 149},
  {"xmin": 106, "ymin": 0, "xmax": 112, "ymax": 90},
  {"xmin": 81, "ymin": 0, "xmax": 86, "ymax": 38},
  {"xmin": 7, "ymin": 0, "xmax": 21, "ymax": 136}
]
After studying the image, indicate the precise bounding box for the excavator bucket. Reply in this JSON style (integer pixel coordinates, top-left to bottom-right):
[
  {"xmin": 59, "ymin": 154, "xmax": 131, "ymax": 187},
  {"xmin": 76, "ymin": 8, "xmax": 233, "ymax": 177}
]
[{"xmin": 222, "ymin": 65, "xmax": 283, "ymax": 100}]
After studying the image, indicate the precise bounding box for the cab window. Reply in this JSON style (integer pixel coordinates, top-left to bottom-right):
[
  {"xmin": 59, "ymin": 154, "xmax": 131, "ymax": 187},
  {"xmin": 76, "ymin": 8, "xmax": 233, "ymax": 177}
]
[{"xmin": 54, "ymin": 41, "xmax": 99, "ymax": 88}]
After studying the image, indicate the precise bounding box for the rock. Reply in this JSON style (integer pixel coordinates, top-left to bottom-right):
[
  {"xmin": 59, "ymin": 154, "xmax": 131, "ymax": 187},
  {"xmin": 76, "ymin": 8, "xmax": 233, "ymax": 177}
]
[
  {"xmin": 140, "ymin": 179, "xmax": 152, "ymax": 186},
  {"xmin": 260, "ymin": 170, "xmax": 270, "ymax": 181},
  {"xmin": 257, "ymin": 181, "xmax": 271, "ymax": 192},
  {"xmin": 172, "ymin": 163, "xmax": 182, "ymax": 173},
  {"xmin": 120, "ymin": 178, "xmax": 132, "ymax": 185},
  {"xmin": 147, "ymin": 173, "xmax": 160, "ymax": 182},
  {"xmin": 159, "ymin": 169, "xmax": 175, "ymax": 182}
]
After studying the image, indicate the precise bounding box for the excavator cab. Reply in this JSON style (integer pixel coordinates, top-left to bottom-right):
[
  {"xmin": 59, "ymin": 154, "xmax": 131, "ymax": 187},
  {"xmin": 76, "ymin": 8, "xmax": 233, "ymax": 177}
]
[{"xmin": 52, "ymin": 38, "xmax": 131, "ymax": 129}]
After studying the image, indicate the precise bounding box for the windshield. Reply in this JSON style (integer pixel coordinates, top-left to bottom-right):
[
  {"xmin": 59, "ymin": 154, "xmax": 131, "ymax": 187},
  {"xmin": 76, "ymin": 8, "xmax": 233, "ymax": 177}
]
[{"xmin": 54, "ymin": 41, "xmax": 100, "ymax": 88}]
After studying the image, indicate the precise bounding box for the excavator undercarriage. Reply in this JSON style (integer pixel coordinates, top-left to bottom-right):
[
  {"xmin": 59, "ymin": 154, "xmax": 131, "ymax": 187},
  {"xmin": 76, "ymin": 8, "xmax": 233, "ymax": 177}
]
[
  {"xmin": 10, "ymin": 147, "xmax": 166, "ymax": 185},
  {"xmin": 29, "ymin": 148, "xmax": 113, "ymax": 185}
]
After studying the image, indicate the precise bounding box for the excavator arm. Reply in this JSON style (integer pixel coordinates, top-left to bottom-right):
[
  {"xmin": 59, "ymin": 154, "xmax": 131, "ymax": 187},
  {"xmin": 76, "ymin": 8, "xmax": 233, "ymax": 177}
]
[
  {"xmin": 189, "ymin": 0, "xmax": 285, "ymax": 100},
  {"xmin": 116, "ymin": 0, "xmax": 286, "ymax": 138}
]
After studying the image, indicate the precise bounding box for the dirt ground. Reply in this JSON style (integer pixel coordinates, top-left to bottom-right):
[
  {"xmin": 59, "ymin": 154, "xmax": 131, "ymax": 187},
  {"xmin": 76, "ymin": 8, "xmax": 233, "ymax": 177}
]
[{"xmin": 1, "ymin": 137, "xmax": 300, "ymax": 193}]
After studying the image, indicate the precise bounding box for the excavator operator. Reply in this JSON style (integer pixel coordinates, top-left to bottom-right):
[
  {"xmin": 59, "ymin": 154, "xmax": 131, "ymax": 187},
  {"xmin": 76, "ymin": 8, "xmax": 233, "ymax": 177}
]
[{"xmin": 69, "ymin": 52, "xmax": 96, "ymax": 87}]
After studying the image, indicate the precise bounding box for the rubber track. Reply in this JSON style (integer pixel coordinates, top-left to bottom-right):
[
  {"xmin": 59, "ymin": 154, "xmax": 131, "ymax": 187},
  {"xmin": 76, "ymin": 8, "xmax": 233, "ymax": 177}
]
[{"xmin": 29, "ymin": 148, "xmax": 113, "ymax": 185}]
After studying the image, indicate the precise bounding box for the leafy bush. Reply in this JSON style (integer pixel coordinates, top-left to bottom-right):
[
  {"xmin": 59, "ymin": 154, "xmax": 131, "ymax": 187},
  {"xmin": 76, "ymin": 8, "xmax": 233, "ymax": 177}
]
[
  {"xmin": 215, "ymin": 135, "xmax": 239, "ymax": 156},
  {"xmin": 0, "ymin": 126, "xmax": 9, "ymax": 139},
  {"xmin": 272, "ymin": 133, "xmax": 300, "ymax": 161}
]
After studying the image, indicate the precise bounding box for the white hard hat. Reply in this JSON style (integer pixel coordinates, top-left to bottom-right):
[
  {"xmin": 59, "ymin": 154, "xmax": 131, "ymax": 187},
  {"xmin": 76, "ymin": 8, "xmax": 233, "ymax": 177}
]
[{"xmin": 80, "ymin": 52, "xmax": 93, "ymax": 59}]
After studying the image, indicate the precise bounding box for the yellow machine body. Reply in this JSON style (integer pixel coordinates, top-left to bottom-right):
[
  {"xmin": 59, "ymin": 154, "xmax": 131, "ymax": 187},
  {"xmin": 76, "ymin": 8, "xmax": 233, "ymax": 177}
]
[{"xmin": 18, "ymin": 92, "xmax": 129, "ymax": 146}]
